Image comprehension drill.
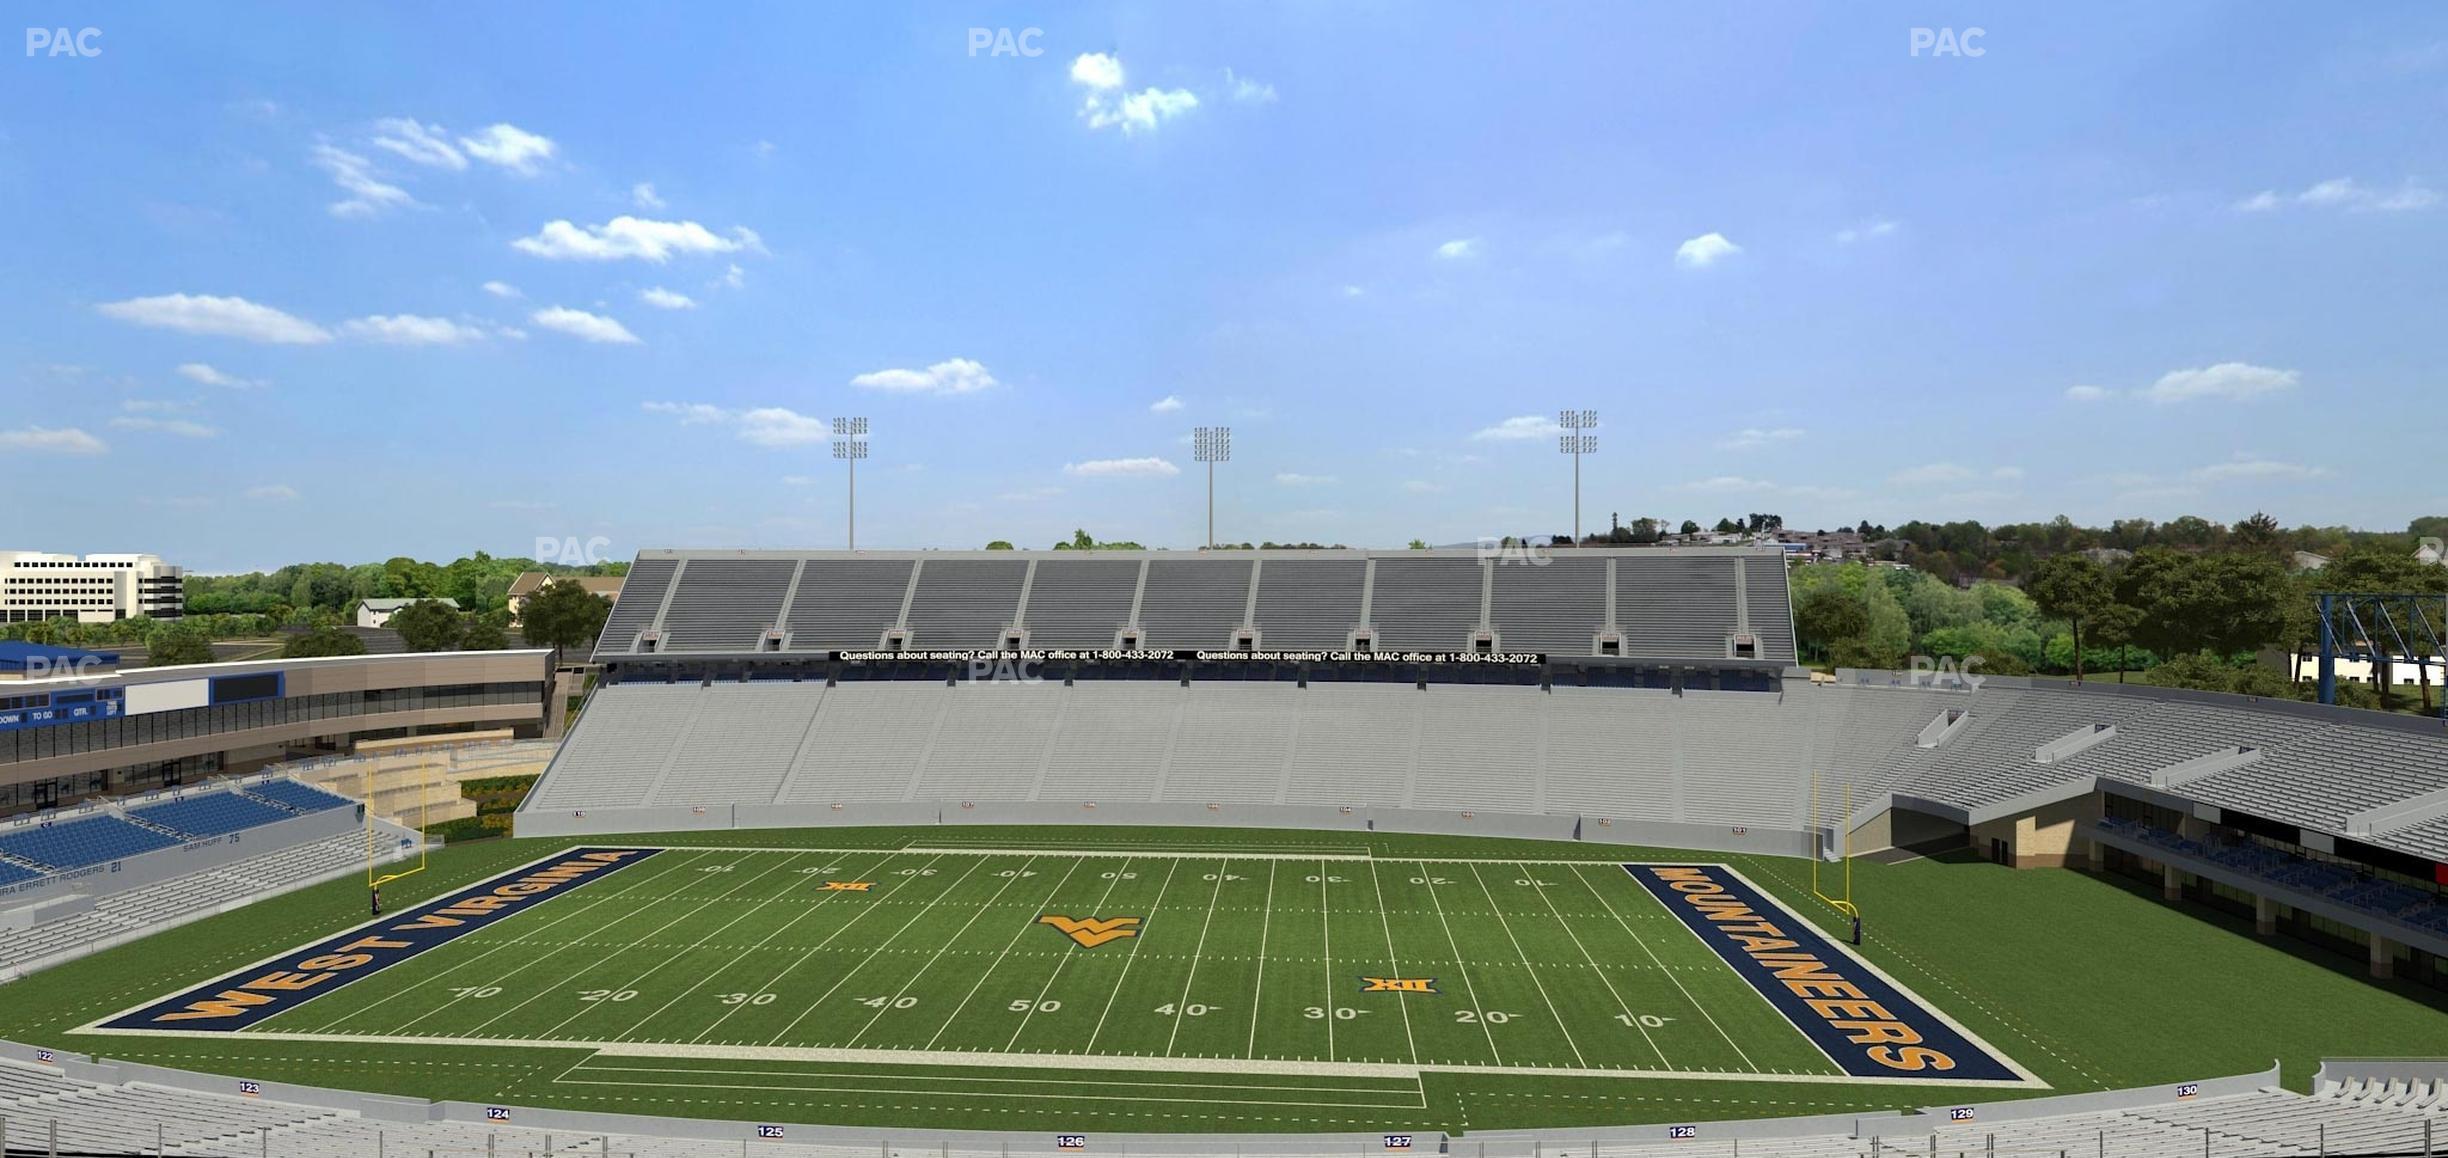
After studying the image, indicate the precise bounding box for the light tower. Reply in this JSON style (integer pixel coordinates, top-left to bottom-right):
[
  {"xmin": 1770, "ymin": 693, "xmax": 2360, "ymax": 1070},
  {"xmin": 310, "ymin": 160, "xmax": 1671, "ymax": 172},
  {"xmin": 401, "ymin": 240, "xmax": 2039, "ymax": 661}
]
[
  {"xmin": 1558, "ymin": 409, "xmax": 1597, "ymax": 544},
  {"xmin": 832, "ymin": 416, "xmax": 868, "ymax": 550},
  {"xmin": 1194, "ymin": 426, "xmax": 1230, "ymax": 550}
]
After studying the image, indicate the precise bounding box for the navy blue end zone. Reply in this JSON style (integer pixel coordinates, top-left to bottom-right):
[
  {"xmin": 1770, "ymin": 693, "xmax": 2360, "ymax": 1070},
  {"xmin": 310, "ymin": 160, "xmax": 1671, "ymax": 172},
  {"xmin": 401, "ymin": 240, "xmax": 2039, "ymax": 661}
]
[
  {"xmin": 97, "ymin": 846, "xmax": 661, "ymax": 1033},
  {"xmin": 1626, "ymin": 863, "xmax": 2023, "ymax": 1083}
]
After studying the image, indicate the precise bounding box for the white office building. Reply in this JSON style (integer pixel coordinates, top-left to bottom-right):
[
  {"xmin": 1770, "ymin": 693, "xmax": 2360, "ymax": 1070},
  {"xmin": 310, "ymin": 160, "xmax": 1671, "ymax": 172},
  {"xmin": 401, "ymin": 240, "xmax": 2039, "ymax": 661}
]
[{"xmin": 0, "ymin": 552, "xmax": 186, "ymax": 624}]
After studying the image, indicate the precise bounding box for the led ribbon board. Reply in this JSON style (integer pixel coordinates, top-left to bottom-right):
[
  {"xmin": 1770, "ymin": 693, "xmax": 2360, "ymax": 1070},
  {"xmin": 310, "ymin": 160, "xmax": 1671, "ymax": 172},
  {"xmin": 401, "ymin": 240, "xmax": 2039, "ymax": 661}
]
[
  {"xmin": 1626, "ymin": 863, "xmax": 2021, "ymax": 1083},
  {"xmin": 100, "ymin": 847, "xmax": 662, "ymax": 1032}
]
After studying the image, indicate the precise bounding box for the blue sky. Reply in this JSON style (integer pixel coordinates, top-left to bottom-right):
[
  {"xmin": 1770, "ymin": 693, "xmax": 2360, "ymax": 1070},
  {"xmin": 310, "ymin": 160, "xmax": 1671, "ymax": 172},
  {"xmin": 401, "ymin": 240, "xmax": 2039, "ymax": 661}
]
[{"xmin": 5, "ymin": 3, "xmax": 2444, "ymax": 571}]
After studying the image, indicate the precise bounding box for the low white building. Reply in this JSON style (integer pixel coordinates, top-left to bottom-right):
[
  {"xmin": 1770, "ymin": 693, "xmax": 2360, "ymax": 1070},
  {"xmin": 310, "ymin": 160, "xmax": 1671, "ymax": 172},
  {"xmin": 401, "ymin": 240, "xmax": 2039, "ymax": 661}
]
[
  {"xmin": 0, "ymin": 551, "xmax": 184, "ymax": 624},
  {"xmin": 355, "ymin": 597, "xmax": 458, "ymax": 628}
]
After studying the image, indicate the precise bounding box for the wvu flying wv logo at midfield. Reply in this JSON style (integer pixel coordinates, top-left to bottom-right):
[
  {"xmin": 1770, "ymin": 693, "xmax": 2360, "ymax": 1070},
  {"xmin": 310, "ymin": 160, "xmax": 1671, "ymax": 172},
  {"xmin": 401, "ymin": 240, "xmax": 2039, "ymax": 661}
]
[
  {"xmin": 818, "ymin": 881, "xmax": 874, "ymax": 891},
  {"xmin": 1360, "ymin": 977, "xmax": 1437, "ymax": 993},
  {"xmin": 1039, "ymin": 914, "xmax": 1140, "ymax": 947}
]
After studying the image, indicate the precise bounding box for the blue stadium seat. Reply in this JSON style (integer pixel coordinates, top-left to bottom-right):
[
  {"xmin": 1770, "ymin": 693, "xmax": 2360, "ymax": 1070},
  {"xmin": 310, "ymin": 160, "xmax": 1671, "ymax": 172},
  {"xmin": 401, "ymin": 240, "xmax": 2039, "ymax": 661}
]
[
  {"xmin": 239, "ymin": 779, "xmax": 355, "ymax": 815},
  {"xmin": 127, "ymin": 793, "xmax": 296, "ymax": 839},
  {"xmin": 0, "ymin": 815, "xmax": 183, "ymax": 870},
  {"xmin": 0, "ymin": 860, "xmax": 44, "ymax": 887}
]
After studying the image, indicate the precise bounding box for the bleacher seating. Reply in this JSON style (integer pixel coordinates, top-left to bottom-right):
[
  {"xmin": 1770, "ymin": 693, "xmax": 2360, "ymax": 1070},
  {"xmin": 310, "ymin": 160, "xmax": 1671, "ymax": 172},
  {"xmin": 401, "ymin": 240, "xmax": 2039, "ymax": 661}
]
[
  {"xmin": 126, "ymin": 790, "xmax": 295, "ymax": 838},
  {"xmin": 238, "ymin": 777, "xmax": 356, "ymax": 815},
  {"xmin": 0, "ymin": 813, "xmax": 182, "ymax": 870},
  {"xmin": 593, "ymin": 547, "xmax": 1802, "ymax": 662},
  {"xmin": 0, "ymin": 859, "xmax": 42, "ymax": 887}
]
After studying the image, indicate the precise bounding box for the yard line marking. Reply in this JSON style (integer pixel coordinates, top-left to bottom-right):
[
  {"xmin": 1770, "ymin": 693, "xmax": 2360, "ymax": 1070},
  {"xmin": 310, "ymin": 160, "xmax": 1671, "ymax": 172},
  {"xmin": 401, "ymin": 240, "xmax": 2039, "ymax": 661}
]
[
  {"xmin": 1414, "ymin": 860, "xmax": 1501, "ymax": 1064},
  {"xmin": 1317, "ymin": 858, "xmax": 1336, "ymax": 1061},
  {"xmin": 1512, "ymin": 860, "xmax": 1669, "ymax": 1071},
  {"xmin": 308, "ymin": 848, "xmax": 717, "ymax": 1037},
  {"xmin": 767, "ymin": 854, "xmax": 988, "ymax": 1046},
  {"xmin": 614, "ymin": 850, "xmax": 898, "ymax": 1041},
  {"xmin": 1243, "ymin": 859, "xmax": 1278, "ymax": 1060},
  {"xmin": 844, "ymin": 855, "xmax": 1044, "ymax": 1047},
  {"xmin": 497, "ymin": 852, "xmax": 811, "ymax": 1039},
  {"xmin": 693, "ymin": 852, "xmax": 946, "ymax": 1045},
  {"xmin": 1363, "ymin": 858, "xmax": 1421, "ymax": 1066},
  {"xmin": 1084, "ymin": 857, "xmax": 1184, "ymax": 1055},
  {"xmin": 923, "ymin": 857, "xmax": 1089, "ymax": 1050},
  {"xmin": 1001, "ymin": 856, "xmax": 1137, "ymax": 1051},
  {"xmin": 1463, "ymin": 863, "xmax": 1586, "ymax": 1068},
  {"xmin": 1163, "ymin": 857, "xmax": 1230, "ymax": 1056},
  {"xmin": 1570, "ymin": 863, "xmax": 1758, "ymax": 1071}
]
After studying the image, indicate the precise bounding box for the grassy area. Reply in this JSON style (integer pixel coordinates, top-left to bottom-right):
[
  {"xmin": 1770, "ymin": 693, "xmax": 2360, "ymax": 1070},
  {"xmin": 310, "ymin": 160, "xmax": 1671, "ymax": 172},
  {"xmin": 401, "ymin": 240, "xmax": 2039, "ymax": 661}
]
[{"xmin": 10, "ymin": 825, "xmax": 2445, "ymax": 1133}]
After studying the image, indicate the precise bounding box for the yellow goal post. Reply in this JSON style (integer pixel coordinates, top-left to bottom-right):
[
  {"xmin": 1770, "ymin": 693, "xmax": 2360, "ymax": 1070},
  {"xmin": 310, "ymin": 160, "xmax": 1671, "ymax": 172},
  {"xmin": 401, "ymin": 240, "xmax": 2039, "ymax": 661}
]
[{"xmin": 1808, "ymin": 770, "xmax": 1860, "ymax": 922}]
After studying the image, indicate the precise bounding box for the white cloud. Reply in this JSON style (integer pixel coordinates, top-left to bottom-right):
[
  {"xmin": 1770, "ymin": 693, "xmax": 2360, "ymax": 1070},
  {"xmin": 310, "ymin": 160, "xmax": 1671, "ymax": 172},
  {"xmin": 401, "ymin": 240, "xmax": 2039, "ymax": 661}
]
[
  {"xmin": 2190, "ymin": 456, "xmax": 2330, "ymax": 483},
  {"xmin": 1071, "ymin": 53, "xmax": 1124, "ymax": 90},
  {"xmin": 1471, "ymin": 414, "xmax": 1565, "ymax": 441},
  {"xmin": 2064, "ymin": 384, "xmax": 2113, "ymax": 402},
  {"xmin": 1834, "ymin": 219, "xmax": 1899, "ymax": 244},
  {"xmin": 1401, "ymin": 479, "xmax": 1446, "ymax": 494},
  {"xmin": 1341, "ymin": 284, "xmax": 1365, "ymax": 298},
  {"xmin": 1275, "ymin": 472, "xmax": 1337, "ymax": 486},
  {"xmin": 512, "ymin": 216, "xmax": 758, "ymax": 262},
  {"xmin": 482, "ymin": 280, "xmax": 522, "ymax": 299},
  {"xmin": 312, "ymin": 144, "xmax": 415, "ymax": 219},
  {"xmin": 1064, "ymin": 457, "xmax": 1180, "ymax": 478},
  {"xmin": 96, "ymin": 293, "xmax": 332, "ymax": 344},
  {"xmin": 639, "ymin": 286, "xmax": 698, "ymax": 310},
  {"xmin": 176, "ymin": 362, "xmax": 264, "ymax": 389},
  {"xmin": 1889, "ymin": 462, "xmax": 2021, "ymax": 486},
  {"xmin": 2237, "ymin": 177, "xmax": 2436, "ymax": 214},
  {"xmin": 1674, "ymin": 232, "xmax": 1742, "ymax": 268},
  {"xmin": 717, "ymin": 263, "xmax": 747, "ymax": 290},
  {"xmin": 530, "ymin": 306, "xmax": 641, "ymax": 344},
  {"xmin": 1070, "ymin": 53, "xmax": 1198, "ymax": 133},
  {"xmin": 1435, "ymin": 237, "xmax": 1481, "ymax": 260},
  {"xmin": 632, "ymin": 182, "xmax": 666, "ymax": 210},
  {"xmin": 1088, "ymin": 87, "xmax": 1200, "ymax": 134},
  {"xmin": 850, "ymin": 357, "xmax": 998, "ymax": 395},
  {"xmin": 2143, "ymin": 362, "xmax": 2300, "ymax": 404},
  {"xmin": 368, "ymin": 118, "xmax": 465, "ymax": 170},
  {"xmin": 244, "ymin": 484, "xmax": 300, "ymax": 501},
  {"xmin": 1676, "ymin": 475, "xmax": 1778, "ymax": 494},
  {"xmin": 1716, "ymin": 426, "xmax": 1804, "ymax": 451},
  {"xmin": 642, "ymin": 402, "xmax": 826, "ymax": 447},
  {"xmin": 0, "ymin": 426, "xmax": 107, "ymax": 454},
  {"xmin": 109, "ymin": 415, "xmax": 221, "ymax": 439},
  {"xmin": 1149, "ymin": 394, "xmax": 1185, "ymax": 413},
  {"xmin": 338, "ymin": 314, "xmax": 493, "ymax": 345},
  {"xmin": 458, "ymin": 123, "xmax": 557, "ymax": 174},
  {"xmin": 1225, "ymin": 68, "xmax": 1277, "ymax": 104}
]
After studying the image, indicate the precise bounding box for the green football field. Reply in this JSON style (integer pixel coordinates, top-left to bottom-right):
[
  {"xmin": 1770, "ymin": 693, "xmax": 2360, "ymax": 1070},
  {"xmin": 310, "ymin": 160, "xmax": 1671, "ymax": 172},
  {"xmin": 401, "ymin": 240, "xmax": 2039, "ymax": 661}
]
[
  {"xmin": 87, "ymin": 842, "xmax": 1957, "ymax": 1113},
  {"xmin": 19, "ymin": 825, "xmax": 2448, "ymax": 1133}
]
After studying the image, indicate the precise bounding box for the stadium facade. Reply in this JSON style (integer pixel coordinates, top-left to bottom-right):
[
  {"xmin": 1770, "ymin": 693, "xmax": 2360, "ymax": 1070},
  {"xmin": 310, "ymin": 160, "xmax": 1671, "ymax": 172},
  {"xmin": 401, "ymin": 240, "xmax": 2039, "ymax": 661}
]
[{"xmin": 0, "ymin": 650, "xmax": 551, "ymax": 813}]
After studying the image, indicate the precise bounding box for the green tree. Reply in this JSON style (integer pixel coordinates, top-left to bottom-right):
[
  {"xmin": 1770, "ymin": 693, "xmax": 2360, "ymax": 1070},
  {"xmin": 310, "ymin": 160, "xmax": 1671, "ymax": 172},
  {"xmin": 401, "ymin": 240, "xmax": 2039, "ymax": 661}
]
[
  {"xmin": 283, "ymin": 626, "xmax": 368, "ymax": 658},
  {"xmin": 1678, "ymin": 520, "xmax": 1700, "ymax": 536},
  {"xmin": 458, "ymin": 619, "xmax": 510, "ymax": 651},
  {"xmin": 1793, "ymin": 587, "xmax": 1869, "ymax": 662},
  {"xmin": 1408, "ymin": 539, "xmax": 1429, "ymax": 550},
  {"xmin": 146, "ymin": 625, "xmax": 217, "ymax": 667},
  {"xmin": 388, "ymin": 599, "xmax": 465, "ymax": 652},
  {"xmin": 520, "ymin": 578, "xmax": 613, "ymax": 660},
  {"xmin": 2027, "ymin": 555, "xmax": 2116, "ymax": 682},
  {"xmin": 985, "ymin": 540, "xmax": 1015, "ymax": 550}
]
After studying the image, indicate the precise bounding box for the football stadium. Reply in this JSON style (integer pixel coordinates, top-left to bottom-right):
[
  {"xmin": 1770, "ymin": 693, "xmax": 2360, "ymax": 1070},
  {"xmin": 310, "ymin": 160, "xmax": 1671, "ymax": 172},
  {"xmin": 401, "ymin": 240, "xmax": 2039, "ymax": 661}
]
[
  {"xmin": 5, "ymin": 547, "xmax": 2448, "ymax": 1155},
  {"xmin": 13, "ymin": 5, "xmax": 2448, "ymax": 1156}
]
